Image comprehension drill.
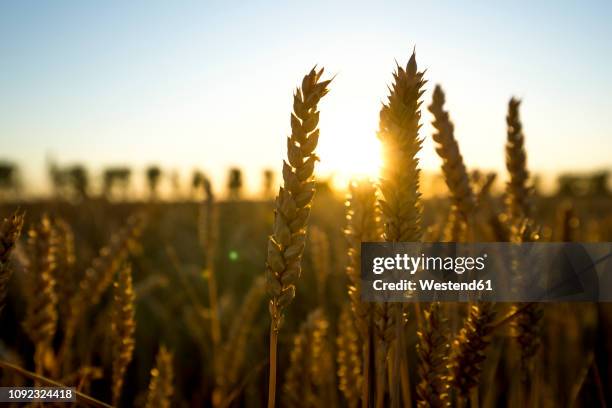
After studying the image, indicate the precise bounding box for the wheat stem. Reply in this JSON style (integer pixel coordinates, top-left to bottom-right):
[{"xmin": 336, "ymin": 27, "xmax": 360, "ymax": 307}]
[{"xmin": 265, "ymin": 67, "xmax": 331, "ymax": 408}]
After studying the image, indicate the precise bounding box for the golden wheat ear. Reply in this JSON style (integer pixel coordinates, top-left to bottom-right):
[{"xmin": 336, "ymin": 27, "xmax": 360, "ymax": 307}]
[
  {"xmin": 265, "ymin": 67, "xmax": 331, "ymax": 329},
  {"xmin": 22, "ymin": 214, "xmax": 58, "ymax": 377},
  {"xmin": 145, "ymin": 345, "xmax": 174, "ymax": 408},
  {"xmin": 377, "ymin": 51, "xmax": 425, "ymax": 243},
  {"xmin": 429, "ymin": 85, "xmax": 475, "ymax": 223},
  {"xmin": 111, "ymin": 263, "xmax": 136, "ymax": 407},
  {"xmin": 336, "ymin": 304, "xmax": 363, "ymax": 408},
  {"xmin": 416, "ymin": 302, "xmax": 450, "ymax": 408},
  {"xmin": 62, "ymin": 212, "xmax": 145, "ymax": 355},
  {"xmin": 0, "ymin": 210, "xmax": 25, "ymax": 314},
  {"xmin": 344, "ymin": 178, "xmax": 380, "ymax": 407},
  {"xmin": 214, "ymin": 276, "xmax": 265, "ymax": 405},
  {"xmin": 282, "ymin": 309, "xmax": 334, "ymax": 407},
  {"xmin": 265, "ymin": 66, "xmax": 331, "ymax": 408},
  {"xmin": 448, "ymin": 303, "xmax": 496, "ymax": 401},
  {"xmin": 505, "ymin": 97, "xmax": 532, "ymax": 223},
  {"xmin": 376, "ymin": 50, "xmax": 426, "ymax": 407}
]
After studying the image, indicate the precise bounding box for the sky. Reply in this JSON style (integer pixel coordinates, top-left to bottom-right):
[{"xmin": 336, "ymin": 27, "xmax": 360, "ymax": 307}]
[{"xmin": 1, "ymin": 0, "xmax": 611, "ymax": 196}]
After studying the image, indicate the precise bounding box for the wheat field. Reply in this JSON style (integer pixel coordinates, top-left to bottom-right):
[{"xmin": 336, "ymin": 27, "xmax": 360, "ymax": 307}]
[{"xmin": 1, "ymin": 52, "xmax": 611, "ymax": 408}]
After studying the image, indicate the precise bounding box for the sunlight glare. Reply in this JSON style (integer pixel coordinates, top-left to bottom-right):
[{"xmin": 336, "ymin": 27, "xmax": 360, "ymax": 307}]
[{"xmin": 316, "ymin": 116, "xmax": 382, "ymax": 191}]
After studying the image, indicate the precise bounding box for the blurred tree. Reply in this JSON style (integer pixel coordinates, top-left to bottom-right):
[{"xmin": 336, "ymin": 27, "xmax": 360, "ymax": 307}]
[
  {"xmin": 103, "ymin": 167, "xmax": 132, "ymax": 200},
  {"xmin": 47, "ymin": 159, "xmax": 88, "ymax": 200},
  {"xmin": 48, "ymin": 160, "xmax": 69, "ymax": 197},
  {"xmin": 590, "ymin": 171, "xmax": 609, "ymax": 196},
  {"xmin": 192, "ymin": 170, "xmax": 205, "ymax": 199},
  {"xmin": 557, "ymin": 171, "xmax": 609, "ymax": 197},
  {"xmin": 146, "ymin": 165, "xmax": 162, "ymax": 200},
  {"xmin": 262, "ymin": 169, "xmax": 274, "ymax": 199},
  {"xmin": 67, "ymin": 165, "xmax": 88, "ymax": 200},
  {"xmin": 227, "ymin": 168, "xmax": 243, "ymax": 200},
  {"xmin": 169, "ymin": 170, "xmax": 181, "ymax": 200},
  {"xmin": 0, "ymin": 161, "xmax": 20, "ymax": 199}
]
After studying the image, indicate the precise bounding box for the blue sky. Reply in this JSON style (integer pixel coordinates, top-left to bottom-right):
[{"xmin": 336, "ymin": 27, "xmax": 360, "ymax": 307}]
[{"xmin": 1, "ymin": 1, "xmax": 611, "ymax": 194}]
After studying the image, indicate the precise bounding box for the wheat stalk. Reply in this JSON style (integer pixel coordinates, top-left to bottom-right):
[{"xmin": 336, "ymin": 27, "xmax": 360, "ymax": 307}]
[
  {"xmin": 265, "ymin": 67, "xmax": 331, "ymax": 408},
  {"xmin": 111, "ymin": 263, "xmax": 136, "ymax": 406},
  {"xmin": 0, "ymin": 211, "xmax": 24, "ymax": 315},
  {"xmin": 199, "ymin": 178, "xmax": 222, "ymax": 352},
  {"xmin": 145, "ymin": 346, "xmax": 174, "ymax": 408},
  {"xmin": 377, "ymin": 50, "xmax": 425, "ymax": 408},
  {"xmin": 23, "ymin": 215, "xmax": 58, "ymax": 376},
  {"xmin": 504, "ymin": 100, "xmax": 543, "ymax": 385}
]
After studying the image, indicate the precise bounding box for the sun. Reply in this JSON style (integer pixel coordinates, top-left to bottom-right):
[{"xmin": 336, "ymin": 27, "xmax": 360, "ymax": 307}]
[{"xmin": 316, "ymin": 118, "xmax": 382, "ymax": 190}]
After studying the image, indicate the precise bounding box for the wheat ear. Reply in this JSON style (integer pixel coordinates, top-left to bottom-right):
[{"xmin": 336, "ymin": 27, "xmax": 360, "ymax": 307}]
[
  {"xmin": 53, "ymin": 217, "xmax": 77, "ymax": 320},
  {"xmin": 429, "ymin": 85, "xmax": 475, "ymax": 222},
  {"xmin": 309, "ymin": 225, "xmax": 330, "ymax": 306},
  {"xmin": 345, "ymin": 178, "xmax": 381, "ymax": 407},
  {"xmin": 337, "ymin": 304, "xmax": 363, "ymax": 408},
  {"xmin": 111, "ymin": 263, "xmax": 136, "ymax": 406},
  {"xmin": 448, "ymin": 303, "xmax": 496, "ymax": 401},
  {"xmin": 199, "ymin": 178, "xmax": 222, "ymax": 352},
  {"xmin": 505, "ymin": 98, "xmax": 532, "ymax": 221},
  {"xmin": 214, "ymin": 276, "xmax": 265, "ymax": 406},
  {"xmin": 23, "ymin": 215, "xmax": 58, "ymax": 376},
  {"xmin": 416, "ymin": 302, "xmax": 450, "ymax": 408},
  {"xmin": 63, "ymin": 213, "xmax": 145, "ymax": 355},
  {"xmin": 504, "ymin": 100, "xmax": 543, "ymax": 381},
  {"xmin": 145, "ymin": 346, "xmax": 174, "ymax": 408},
  {"xmin": 377, "ymin": 50, "xmax": 425, "ymax": 407},
  {"xmin": 0, "ymin": 211, "xmax": 24, "ymax": 314},
  {"xmin": 265, "ymin": 67, "xmax": 331, "ymax": 408},
  {"xmin": 510, "ymin": 220, "xmax": 543, "ymax": 379},
  {"xmin": 282, "ymin": 309, "xmax": 334, "ymax": 407}
]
